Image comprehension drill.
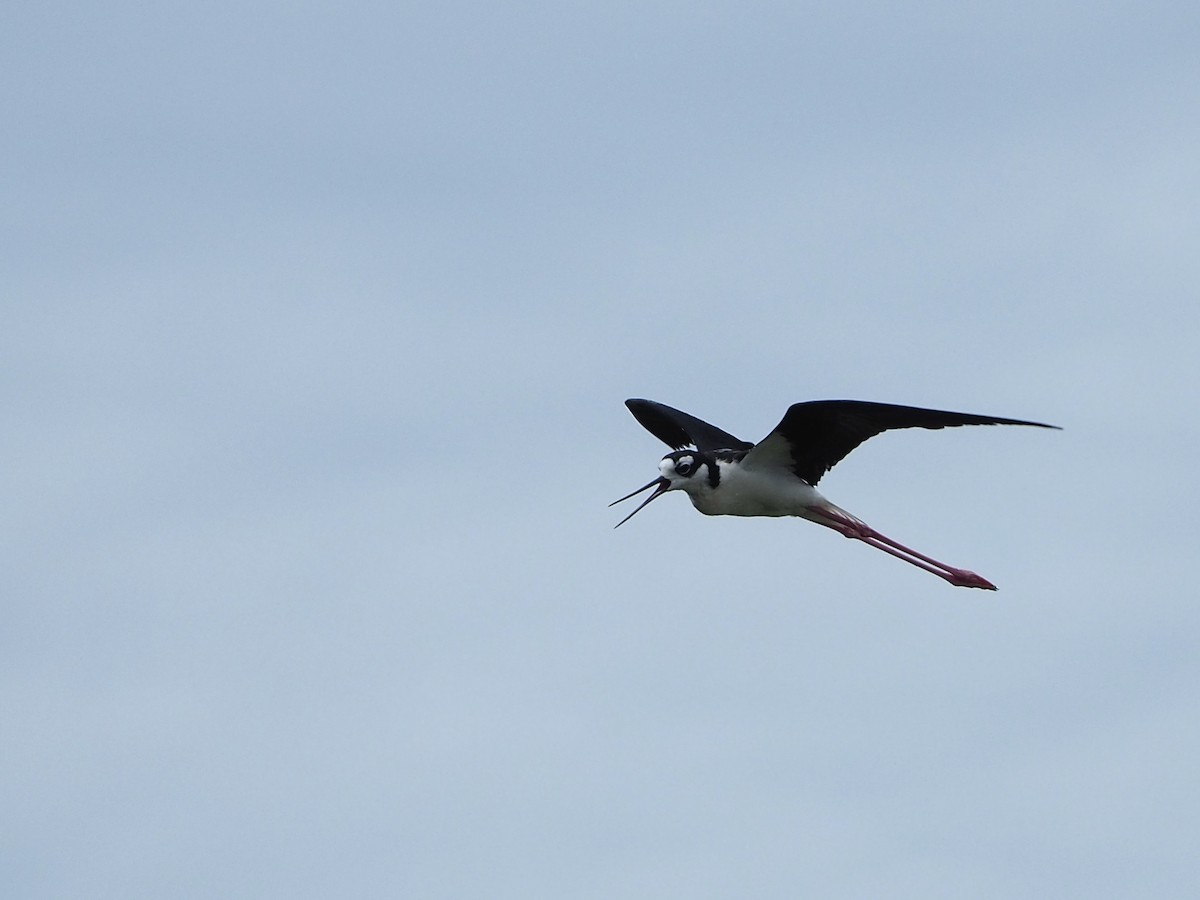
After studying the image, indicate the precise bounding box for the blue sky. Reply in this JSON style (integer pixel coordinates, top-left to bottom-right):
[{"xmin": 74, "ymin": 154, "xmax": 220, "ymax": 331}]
[{"xmin": 4, "ymin": 2, "xmax": 1199, "ymax": 897}]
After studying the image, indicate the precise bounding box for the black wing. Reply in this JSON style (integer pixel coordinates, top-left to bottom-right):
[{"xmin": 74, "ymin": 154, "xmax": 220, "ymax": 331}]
[
  {"xmin": 624, "ymin": 399, "xmax": 754, "ymax": 451},
  {"xmin": 745, "ymin": 400, "xmax": 1059, "ymax": 485}
]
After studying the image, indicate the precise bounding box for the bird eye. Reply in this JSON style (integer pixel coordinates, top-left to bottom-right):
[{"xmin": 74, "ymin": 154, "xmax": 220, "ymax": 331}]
[{"xmin": 676, "ymin": 461, "xmax": 692, "ymax": 476}]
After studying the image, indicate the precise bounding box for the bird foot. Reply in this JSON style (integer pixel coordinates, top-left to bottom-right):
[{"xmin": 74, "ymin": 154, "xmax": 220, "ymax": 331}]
[{"xmin": 943, "ymin": 569, "xmax": 997, "ymax": 590}]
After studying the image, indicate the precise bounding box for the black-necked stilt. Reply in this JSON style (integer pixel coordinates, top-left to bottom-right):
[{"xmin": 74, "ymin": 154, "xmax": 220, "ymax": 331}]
[{"xmin": 611, "ymin": 398, "xmax": 1059, "ymax": 590}]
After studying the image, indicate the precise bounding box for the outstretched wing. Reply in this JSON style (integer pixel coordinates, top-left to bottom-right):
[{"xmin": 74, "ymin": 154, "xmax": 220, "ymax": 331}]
[
  {"xmin": 743, "ymin": 400, "xmax": 1059, "ymax": 485},
  {"xmin": 624, "ymin": 399, "xmax": 754, "ymax": 451}
]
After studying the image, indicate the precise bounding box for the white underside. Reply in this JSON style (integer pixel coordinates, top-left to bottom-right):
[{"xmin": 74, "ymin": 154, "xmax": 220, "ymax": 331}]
[{"xmin": 682, "ymin": 459, "xmax": 835, "ymax": 523}]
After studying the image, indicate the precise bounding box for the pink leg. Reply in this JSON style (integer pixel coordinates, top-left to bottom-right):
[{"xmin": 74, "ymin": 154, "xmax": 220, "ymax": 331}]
[{"xmin": 807, "ymin": 506, "xmax": 997, "ymax": 590}]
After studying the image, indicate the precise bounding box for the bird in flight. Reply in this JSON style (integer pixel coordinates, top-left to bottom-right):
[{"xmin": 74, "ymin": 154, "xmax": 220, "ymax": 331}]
[{"xmin": 611, "ymin": 398, "xmax": 1058, "ymax": 590}]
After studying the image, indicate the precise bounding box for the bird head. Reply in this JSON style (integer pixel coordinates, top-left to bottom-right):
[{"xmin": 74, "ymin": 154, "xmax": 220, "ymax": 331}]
[{"xmin": 609, "ymin": 450, "xmax": 706, "ymax": 527}]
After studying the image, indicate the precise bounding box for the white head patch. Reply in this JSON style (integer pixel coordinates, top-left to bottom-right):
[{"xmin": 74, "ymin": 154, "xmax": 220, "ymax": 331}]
[{"xmin": 660, "ymin": 454, "xmax": 695, "ymax": 479}]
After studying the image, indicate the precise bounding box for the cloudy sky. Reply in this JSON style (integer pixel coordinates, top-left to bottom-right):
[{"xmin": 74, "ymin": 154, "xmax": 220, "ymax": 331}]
[{"xmin": 5, "ymin": 2, "xmax": 1199, "ymax": 897}]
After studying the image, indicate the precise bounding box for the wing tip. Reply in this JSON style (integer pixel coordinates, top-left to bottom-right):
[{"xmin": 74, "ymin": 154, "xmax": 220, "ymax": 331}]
[{"xmin": 996, "ymin": 418, "xmax": 1062, "ymax": 430}]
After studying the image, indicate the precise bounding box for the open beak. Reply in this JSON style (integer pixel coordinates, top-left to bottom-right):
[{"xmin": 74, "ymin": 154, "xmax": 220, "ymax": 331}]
[{"xmin": 609, "ymin": 476, "xmax": 671, "ymax": 528}]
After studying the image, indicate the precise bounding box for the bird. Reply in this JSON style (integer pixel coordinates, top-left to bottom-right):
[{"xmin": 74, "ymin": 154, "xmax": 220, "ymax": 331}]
[{"xmin": 611, "ymin": 398, "xmax": 1059, "ymax": 590}]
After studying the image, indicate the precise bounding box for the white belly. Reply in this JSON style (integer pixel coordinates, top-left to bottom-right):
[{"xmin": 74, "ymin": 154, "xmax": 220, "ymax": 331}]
[{"xmin": 686, "ymin": 461, "xmax": 827, "ymax": 518}]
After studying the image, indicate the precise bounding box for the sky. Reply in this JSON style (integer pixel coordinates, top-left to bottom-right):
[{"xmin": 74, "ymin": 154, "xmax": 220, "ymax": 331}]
[{"xmin": 4, "ymin": 2, "xmax": 1199, "ymax": 897}]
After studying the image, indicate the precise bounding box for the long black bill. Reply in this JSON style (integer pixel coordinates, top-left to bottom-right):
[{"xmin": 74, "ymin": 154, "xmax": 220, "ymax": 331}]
[{"xmin": 609, "ymin": 476, "xmax": 670, "ymax": 529}]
